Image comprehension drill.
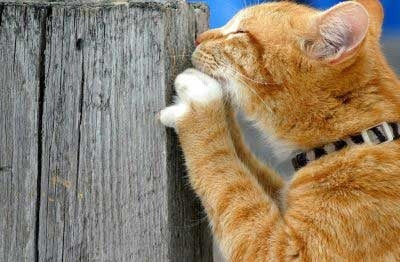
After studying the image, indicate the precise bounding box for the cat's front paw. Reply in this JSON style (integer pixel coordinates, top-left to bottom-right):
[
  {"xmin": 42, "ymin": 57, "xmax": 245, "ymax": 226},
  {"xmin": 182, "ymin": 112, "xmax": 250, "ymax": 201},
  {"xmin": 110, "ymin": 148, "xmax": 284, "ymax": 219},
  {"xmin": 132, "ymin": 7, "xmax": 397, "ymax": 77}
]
[
  {"xmin": 159, "ymin": 69, "xmax": 222, "ymax": 128},
  {"xmin": 174, "ymin": 68, "xmax": 222, "ymax": 104}
]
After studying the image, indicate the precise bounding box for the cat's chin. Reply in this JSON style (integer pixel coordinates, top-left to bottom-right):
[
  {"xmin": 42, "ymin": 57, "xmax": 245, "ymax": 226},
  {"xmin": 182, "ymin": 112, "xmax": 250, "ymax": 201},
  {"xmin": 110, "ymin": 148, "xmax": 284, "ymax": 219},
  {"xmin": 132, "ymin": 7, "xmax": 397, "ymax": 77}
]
[{"xmin": 192, "ymin": 66, "xmax": 227, "ymax": 85}]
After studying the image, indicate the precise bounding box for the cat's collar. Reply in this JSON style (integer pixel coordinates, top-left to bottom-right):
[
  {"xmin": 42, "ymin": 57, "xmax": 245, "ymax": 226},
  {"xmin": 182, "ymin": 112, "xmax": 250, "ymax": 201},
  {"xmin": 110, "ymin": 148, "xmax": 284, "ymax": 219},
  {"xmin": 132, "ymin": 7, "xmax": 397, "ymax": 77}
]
[{"xmin": 292, "ymin": 122, "xmax": 400, "ymax": 171}]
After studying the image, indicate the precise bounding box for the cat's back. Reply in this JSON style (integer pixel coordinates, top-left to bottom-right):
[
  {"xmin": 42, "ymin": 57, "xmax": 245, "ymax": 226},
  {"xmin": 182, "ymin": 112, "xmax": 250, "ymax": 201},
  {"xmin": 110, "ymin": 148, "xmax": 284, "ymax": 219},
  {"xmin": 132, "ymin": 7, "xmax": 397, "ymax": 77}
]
[{"xmin": 283, "ymin": 141, "xmax": 400, "ymax": 261}]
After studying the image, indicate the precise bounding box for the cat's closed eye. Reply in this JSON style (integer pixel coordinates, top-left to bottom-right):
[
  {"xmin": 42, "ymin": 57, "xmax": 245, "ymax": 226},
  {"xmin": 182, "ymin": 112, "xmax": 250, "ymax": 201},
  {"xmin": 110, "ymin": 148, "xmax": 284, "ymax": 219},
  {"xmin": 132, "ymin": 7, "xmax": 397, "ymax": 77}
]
[{"xmin": 233, "ymin": 30, "xmax": 248, "ymax": 34}]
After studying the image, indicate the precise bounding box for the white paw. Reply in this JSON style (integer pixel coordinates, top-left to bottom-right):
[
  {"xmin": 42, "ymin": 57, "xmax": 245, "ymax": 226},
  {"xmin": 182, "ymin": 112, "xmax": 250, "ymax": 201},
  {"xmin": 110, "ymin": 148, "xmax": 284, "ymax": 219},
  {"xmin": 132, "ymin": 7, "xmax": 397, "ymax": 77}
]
[
  {"xmin": 174, "ymin": 68, "xmax": 222, "ymax": 104},
  {"xmin": 159, "ymin": 99, "xmax": 188, "ymax": 128},
  {"xmin": 159, "ymin": 69, "xmax": 222, "ymax": 128}
]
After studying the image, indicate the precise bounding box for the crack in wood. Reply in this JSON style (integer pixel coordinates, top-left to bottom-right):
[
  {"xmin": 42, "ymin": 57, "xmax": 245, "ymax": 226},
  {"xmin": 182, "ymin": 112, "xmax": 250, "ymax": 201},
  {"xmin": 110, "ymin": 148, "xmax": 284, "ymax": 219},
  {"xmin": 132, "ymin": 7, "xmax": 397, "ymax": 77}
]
[
  {"xmin": 0, "ymin": 5, "xmax": 3, "ymax": 29},
  {"xmin": 0, "ymin": 2, "xmax": 212, "ymax": 261},
  {"xmin": 75, "ymin": 36, "xmax": 84, "ymax": 200},
  {"xmin": 0, "ymin": 1, "xmax": 181, "ymax": 10},
  {"xmin": 34, "ymin": 7, "xmax": 51, "ymax": 262},
  {"xmin": 0, "ymin": 166, "xmax": 12, "ymax": 172}
]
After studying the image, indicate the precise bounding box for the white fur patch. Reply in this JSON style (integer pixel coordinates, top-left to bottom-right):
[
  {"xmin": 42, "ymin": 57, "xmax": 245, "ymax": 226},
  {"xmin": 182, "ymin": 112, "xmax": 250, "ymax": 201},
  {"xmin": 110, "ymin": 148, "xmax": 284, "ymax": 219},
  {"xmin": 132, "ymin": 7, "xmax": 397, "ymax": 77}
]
[
  {"xmin": 174, "ymin": 69, "xmax": 222, "ymax": 104},
  {"xmin": 159, "ymin": 69, "xmax": 222, "ymax": 129},
  {"xmin": 159, "ymin": 100, "xmax": 188, "ymax": 128},
  {"xmin": 260, "ymin": 128, "xmax": 300, "ymax": 162},
  {"xmin": 220, "ymin": 79, "xmax": 299, "ymax": 161}
]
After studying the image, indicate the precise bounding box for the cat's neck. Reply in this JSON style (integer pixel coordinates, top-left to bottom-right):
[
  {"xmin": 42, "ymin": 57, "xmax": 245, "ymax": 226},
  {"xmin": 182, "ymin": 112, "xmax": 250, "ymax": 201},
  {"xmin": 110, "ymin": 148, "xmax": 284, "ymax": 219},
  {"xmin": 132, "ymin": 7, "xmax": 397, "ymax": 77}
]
[{"xmin": 246, "ymin": 64, "xmax": 400, "ymax": 153}]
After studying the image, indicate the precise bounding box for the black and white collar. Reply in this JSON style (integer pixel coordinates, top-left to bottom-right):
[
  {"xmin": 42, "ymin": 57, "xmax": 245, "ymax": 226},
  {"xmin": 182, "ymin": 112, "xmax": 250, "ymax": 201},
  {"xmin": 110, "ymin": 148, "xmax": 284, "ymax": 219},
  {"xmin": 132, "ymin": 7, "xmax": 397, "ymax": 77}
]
[{"xmin": 292, "ymin": 122, "xmax": 400, "ymax": 171}]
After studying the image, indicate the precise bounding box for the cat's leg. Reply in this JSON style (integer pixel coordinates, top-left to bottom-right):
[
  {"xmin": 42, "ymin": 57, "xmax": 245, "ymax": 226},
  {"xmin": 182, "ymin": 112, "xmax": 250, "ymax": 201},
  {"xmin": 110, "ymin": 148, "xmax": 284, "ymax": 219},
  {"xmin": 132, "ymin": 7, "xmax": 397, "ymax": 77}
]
[
  {"xmin": 160, "ymin": 69, "xmax": 293, "ymax": 260},
  {"xmin": 224, "ymin": 102, "xmax": 284, "ymax": 200}
]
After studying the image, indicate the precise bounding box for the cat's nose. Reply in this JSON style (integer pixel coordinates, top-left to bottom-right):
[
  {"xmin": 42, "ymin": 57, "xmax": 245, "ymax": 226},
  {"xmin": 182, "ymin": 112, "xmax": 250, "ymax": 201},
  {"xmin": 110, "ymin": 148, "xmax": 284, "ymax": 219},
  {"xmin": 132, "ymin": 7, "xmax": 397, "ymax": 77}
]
[
  {"xmin": 195, "ymin": 29, "xmax": 223, "ymax": 46},
  {"xmin": 195, "ymin": 38, "xmax": 201, "ymax": 46},
  {"xmin": 195, "ymin": 32, "xmax": 209, "ymax": 46}
]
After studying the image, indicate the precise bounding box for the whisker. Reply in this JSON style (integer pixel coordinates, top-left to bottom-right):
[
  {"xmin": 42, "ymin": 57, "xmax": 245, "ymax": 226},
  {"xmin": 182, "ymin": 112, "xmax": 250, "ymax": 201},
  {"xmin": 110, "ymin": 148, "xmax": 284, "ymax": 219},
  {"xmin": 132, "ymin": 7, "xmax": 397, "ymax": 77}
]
[
  {"xmin": 190, "ymin": 56, "xmax": 273, "ymax": 114},
  {"xmin": 218, "ymin": 61, "xmax": 275, "ymax": 85},
  {"xmin": 192, "ymin": 55, "xmax": 219, "ymax": 73},
  {"xmin": 167, "ymin": 54, "xmax": 193, "ymax": 58},
  {"xmin": 223, "ymin": 68, "xmax": 273, "ymax": 114},
  {"xmin": 236, "ymin": 75, "xmax": 273, "ymax": 114},
  {"xmin": 189, "ymin": 55, "xmax": 275, "ymax": 86},
  {"xmin": 181, "ymin": 215, "xmax": 209, "ymax": 229}
]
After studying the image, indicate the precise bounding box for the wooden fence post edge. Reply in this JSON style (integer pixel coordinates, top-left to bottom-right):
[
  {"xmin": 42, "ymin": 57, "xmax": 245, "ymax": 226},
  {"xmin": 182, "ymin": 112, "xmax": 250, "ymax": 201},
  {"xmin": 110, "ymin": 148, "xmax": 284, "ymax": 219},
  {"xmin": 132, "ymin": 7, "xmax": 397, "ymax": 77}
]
[{"xmin": 0, "ymin": 1, "xmax": 212, "ymax": 261}]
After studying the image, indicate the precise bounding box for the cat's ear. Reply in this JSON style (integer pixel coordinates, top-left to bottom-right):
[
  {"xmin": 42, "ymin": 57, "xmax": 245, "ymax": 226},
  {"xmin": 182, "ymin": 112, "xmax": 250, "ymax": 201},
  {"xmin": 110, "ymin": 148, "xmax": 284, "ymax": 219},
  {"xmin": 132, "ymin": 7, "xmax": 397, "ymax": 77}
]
[
  {"xmin": 355, "ymin": 0, "xmax": 384, "ymax": 37},
  {"xmin": 301, "ymin": 2, "xmax": 369, "ymax": 64}
]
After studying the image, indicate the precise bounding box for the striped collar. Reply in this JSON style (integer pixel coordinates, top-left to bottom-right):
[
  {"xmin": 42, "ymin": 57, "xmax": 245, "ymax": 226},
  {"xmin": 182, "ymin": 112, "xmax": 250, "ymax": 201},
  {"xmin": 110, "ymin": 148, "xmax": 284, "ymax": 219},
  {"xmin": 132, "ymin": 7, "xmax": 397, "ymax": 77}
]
[{"xmin": 292, "ymin": 122, "xmax": 400, "ymax": 171}]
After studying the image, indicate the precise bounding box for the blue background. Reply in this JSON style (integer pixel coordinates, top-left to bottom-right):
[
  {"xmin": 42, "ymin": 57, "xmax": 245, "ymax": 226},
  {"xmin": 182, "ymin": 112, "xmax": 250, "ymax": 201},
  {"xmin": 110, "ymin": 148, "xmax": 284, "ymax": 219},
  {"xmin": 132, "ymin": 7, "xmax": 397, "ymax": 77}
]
[{"xmin": 189, "ymin": 0, "xmax": 399, "ymax": 35}]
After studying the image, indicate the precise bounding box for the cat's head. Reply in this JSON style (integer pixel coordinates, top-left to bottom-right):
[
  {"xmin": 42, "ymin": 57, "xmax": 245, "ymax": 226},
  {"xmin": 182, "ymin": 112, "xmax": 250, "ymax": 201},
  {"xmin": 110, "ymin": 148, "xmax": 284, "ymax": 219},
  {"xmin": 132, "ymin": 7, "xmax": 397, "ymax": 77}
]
[{"xmin": 192, "ymin": 0, "xmax": 397, "ymax": 153}]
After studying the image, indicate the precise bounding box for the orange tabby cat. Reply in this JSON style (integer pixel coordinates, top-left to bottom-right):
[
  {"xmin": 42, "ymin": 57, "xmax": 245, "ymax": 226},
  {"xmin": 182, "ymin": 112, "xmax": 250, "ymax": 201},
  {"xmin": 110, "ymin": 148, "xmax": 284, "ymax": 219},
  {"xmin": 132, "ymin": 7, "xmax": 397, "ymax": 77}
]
[{"xmin": 160, "ymin": 0, "xmax": 400, "ymax": 260}]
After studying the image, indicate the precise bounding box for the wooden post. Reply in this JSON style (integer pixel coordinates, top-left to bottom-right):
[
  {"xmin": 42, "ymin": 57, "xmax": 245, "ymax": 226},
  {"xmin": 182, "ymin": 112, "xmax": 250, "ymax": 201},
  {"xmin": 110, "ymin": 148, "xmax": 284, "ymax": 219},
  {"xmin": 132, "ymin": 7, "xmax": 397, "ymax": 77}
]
[{"xmin": 0, "ymin": 1, "xmax": 213, "ymax": 261}]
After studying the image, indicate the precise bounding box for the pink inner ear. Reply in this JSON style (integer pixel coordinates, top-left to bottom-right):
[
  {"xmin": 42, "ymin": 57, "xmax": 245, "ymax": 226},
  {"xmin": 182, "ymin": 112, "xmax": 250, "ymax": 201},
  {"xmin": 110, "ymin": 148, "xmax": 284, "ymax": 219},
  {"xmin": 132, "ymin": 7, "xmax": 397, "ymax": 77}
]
[
  {"xmin": 312, "ymin": 2, "xmax": 370, "ymax": 61},
  {"xmin": 335, "ymin": 3, "xmax": 370, "ymax": 51}
]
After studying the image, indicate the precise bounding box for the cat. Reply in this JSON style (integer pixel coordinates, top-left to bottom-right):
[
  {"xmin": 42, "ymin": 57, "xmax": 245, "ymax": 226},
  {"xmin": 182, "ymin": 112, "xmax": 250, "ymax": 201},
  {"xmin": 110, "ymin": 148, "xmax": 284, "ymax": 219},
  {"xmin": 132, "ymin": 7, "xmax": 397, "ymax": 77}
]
[{"xmin": 160, "ymin": 0, "xmax": 400, "ymax": 260}]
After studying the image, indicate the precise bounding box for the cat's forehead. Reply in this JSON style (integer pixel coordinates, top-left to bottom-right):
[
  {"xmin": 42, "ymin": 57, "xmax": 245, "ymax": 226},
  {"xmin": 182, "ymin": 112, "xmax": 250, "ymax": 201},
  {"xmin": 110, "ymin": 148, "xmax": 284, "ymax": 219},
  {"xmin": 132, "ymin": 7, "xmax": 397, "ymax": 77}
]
[
  {"xmin": 220, "ymin": 10, "xmax": 247, "ymax": 35},
  {"xmin": 220, "ymin": 2, "xmax": 308, "ymax": 35}
]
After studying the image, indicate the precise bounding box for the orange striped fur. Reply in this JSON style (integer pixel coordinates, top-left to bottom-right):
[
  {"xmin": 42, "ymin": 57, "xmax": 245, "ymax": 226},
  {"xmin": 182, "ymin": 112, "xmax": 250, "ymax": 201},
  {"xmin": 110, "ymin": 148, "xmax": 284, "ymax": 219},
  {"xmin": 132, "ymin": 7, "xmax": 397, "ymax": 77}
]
[{"xmin": 160, "ymin": 0, "xmax": 400, "ymax": 260}]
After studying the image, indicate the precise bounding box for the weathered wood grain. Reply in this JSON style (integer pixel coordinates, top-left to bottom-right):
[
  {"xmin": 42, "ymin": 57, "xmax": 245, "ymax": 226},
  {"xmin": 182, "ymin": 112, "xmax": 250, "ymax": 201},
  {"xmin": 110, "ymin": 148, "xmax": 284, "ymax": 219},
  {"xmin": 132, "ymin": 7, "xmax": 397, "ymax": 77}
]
[
  {"xmin": 164, "ymin": 3, "xmax": 213, "ymax": 262},
  {"xmin": 0, "ymin": 5, "xmax": 45, "ymax": 261},
  {"xmin": 0, "ymin": 1, "xmax": 211, "ymax": 261},
  {"xmin": 0, "ymin": 0, "xmax": 177, "ymax": 4}
]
